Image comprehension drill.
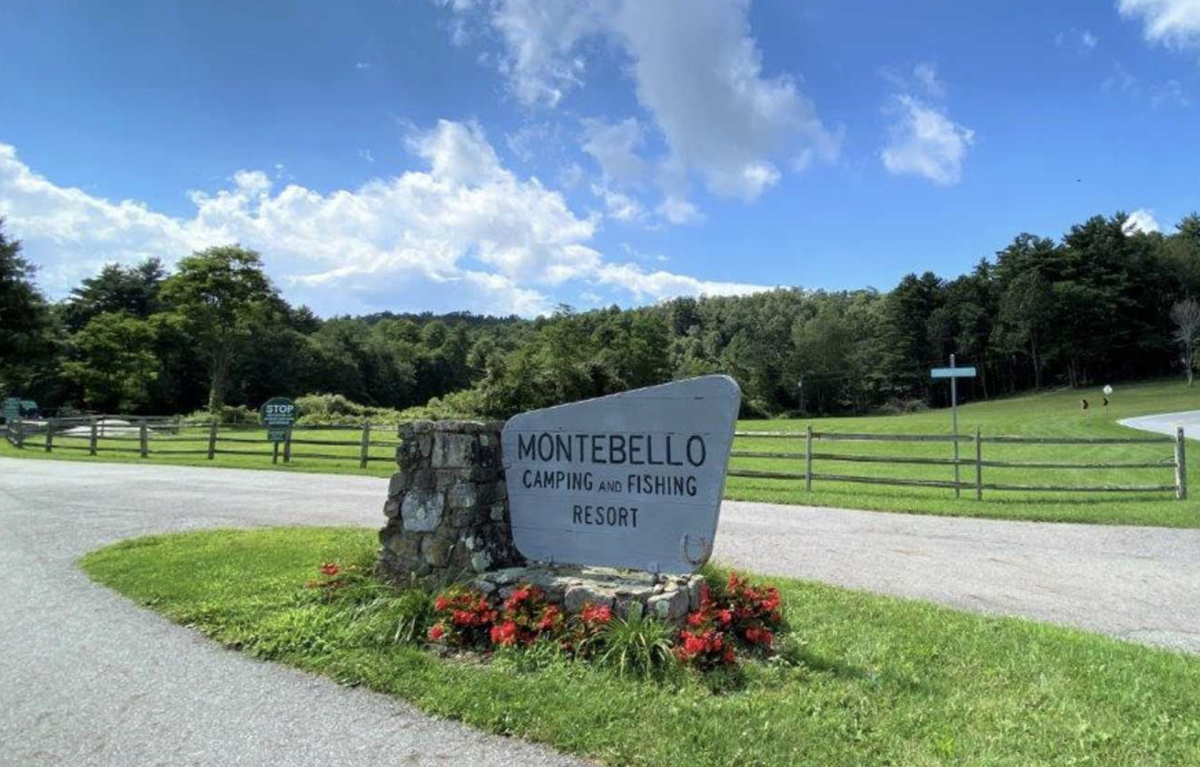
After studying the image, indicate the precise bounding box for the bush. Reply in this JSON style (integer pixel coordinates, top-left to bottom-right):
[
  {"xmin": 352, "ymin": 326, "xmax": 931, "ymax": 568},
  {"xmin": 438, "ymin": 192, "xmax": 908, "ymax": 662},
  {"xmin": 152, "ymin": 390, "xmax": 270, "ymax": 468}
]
[
  {"xmin": 293, "ymin": 393, "xmax": 406, "ymax": 426},
  {"xmin": 184, "ymin": 404, "xmax": 259, "ymax": 424}
]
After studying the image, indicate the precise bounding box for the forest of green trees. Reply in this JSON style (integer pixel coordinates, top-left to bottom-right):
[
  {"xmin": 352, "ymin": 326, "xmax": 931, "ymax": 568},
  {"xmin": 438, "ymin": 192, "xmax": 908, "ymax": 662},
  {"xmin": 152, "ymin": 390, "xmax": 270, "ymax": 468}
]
[{"xmin": 2, "ymin": 210, "xmax": 1199, "ymax": 421}]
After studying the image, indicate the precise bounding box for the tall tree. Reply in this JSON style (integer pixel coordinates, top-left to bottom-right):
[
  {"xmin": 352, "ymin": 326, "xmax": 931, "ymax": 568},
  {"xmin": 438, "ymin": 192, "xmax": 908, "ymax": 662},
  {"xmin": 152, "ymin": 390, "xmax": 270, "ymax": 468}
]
[
  {"xmin": 1170, "ymin": 298, "xmax": 1200, "ymax": 387},
  {"xmin": 63, "ymin": 258, "xmax": 165, "ymax": 332},
  {"xmin": 60, "ymin": 312, "xmax": 159, "ymax": 411},
  {"xmin": 0, "ymin": 220, "xmax": 53, "ymax": 397},
  {"xmin": 157, "ymin": 246, "xmax": 280, "ymax": 412}
]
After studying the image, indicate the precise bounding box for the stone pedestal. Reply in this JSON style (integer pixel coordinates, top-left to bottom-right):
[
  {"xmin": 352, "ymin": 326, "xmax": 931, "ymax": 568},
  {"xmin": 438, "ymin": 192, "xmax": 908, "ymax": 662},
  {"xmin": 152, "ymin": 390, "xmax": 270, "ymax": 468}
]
[
  {"xmin": 474, "ymin": 564, "xmax": 706, "ymax": 624},
  {"xmin": 378, "ymin": 421, "xmax": 523, "ymax": 587}
]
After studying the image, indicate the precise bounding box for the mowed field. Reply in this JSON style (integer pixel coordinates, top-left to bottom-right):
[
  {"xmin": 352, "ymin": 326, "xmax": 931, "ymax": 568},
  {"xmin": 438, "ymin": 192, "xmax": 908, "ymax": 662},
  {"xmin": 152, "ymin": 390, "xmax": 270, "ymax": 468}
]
[
  {"xmin": 729, "ymin": 379, "xmax": 1200, "ymax": 527},
  {"xmin": 3, "ymin": 379, "xmax": 1198, "ymax": 526}
]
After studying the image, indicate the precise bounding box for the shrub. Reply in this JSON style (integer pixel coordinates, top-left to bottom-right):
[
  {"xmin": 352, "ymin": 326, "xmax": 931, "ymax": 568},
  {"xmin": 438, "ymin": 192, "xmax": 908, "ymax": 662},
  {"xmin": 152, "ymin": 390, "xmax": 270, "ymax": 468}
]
[
  {"xmin": 184, "ymin": 404, "xmax": 259, "ymax": 424},
  {"xmin": 428, "ymin": 587, "xmax": 498, "ymax": 648}
]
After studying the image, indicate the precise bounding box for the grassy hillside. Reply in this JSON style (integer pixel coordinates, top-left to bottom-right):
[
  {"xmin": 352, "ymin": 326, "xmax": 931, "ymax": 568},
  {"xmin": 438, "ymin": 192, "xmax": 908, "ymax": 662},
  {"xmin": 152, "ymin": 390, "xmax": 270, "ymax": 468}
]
[{"xmin": 729, "ymin": 378, "xmax": 1200, "ymax": 527}]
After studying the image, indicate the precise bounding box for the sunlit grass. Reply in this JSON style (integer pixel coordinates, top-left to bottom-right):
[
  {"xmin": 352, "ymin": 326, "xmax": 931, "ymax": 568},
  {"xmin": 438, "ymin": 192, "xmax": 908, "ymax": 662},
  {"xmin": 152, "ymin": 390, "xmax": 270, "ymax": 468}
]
[{"xmin": 82, "ymin": 526, "xmax": 1200, "ymax": 767}]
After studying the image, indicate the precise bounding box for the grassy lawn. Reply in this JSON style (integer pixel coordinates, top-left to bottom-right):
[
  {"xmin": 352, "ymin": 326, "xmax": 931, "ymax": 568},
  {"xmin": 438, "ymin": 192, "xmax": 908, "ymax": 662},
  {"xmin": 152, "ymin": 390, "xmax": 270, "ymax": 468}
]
[
  {"xmin": 0, "ymin": 423, "xmax": 399, "ymax": 477},
  {"xmin": 9, "ymin": 378, "xmax": 1200, "ymax": 526},
  {"xmin": 81, "ymin": 526, "xmax": 1200, "ymax": 767},
  {"xmin": 728, "ymin": 378, "xmax": 1200, "ymax": 527}
]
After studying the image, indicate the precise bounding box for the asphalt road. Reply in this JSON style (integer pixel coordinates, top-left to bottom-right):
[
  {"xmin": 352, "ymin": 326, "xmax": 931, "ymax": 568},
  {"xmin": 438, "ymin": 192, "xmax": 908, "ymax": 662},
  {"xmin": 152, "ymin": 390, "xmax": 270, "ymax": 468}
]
[
  {"xmin": 1120, "ymin": 409, "xmax": 1200, "ymax": 439},
  {"xmin": 0, "ymin": 458, "xmax": 591, "ymax": 767},
  {"xmin": 3, "ymin": 458, "xmax": 1199, "ymax": 766}
]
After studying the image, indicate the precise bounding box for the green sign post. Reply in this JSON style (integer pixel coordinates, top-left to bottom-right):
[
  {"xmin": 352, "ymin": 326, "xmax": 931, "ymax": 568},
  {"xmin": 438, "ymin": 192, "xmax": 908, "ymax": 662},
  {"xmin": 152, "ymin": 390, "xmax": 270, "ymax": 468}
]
[
  {"xmin": 260, "ymin": 397, "xmax": 299, "ymax": 463},
  {"xmin": 2, "ymin": 397, "xmax": 20, "ymax": 424}
]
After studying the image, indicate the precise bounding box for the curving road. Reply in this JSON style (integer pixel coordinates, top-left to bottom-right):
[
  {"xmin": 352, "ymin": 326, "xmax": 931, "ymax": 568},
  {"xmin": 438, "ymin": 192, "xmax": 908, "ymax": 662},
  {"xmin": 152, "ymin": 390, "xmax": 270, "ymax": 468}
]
[{"xmin": 3, "ymin": 457, "xmax": 1199, "ymax": 765}]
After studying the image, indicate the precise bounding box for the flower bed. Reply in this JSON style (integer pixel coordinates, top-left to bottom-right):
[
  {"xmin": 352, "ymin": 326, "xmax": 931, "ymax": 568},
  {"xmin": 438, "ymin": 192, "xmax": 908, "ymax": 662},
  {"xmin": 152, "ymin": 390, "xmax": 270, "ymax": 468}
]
[{"xmin": 418, "ymin": 570, "xmax": 785, "ymax": 671}]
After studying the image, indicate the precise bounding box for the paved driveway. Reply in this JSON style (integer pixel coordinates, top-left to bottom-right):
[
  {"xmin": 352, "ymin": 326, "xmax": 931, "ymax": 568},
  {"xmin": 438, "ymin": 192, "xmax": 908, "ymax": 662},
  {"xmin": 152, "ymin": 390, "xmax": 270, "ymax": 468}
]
[
  {"xmin": 1120, "ymin": 409, "xmax": 1200, "ymax": 439},
  {"xmin": 3, "ymin": 457, "xmax": 1199, "ymax": 765}
]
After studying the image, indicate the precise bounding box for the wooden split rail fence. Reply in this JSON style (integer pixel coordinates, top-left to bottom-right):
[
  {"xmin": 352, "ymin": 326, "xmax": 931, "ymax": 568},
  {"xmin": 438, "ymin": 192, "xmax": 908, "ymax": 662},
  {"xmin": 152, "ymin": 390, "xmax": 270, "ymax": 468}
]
[
  {"xmin": 728, "ymin": 427, "xmax": 1188, "ymax": 500},
  {"xmin": 3, "ymin": 416, "xmax": 402, "ymax": 469},
  {"xmin": 3, "ymin": 416, "xmax": 1189, "ymax": 500}
]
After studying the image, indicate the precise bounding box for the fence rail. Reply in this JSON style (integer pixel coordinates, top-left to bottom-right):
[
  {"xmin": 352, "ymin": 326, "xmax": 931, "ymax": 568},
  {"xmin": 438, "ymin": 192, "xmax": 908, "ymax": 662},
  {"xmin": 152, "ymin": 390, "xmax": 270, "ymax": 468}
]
[
  {"xmin": 728, "ymin": 426, "xmax": 1188, "ymax": 501},
  {"xmin": 3, "ymin": 416, "xmax": 402, "ymax": 469},
  {"xmin": 3, "ymin": 415, "xmax": 1190, "ymax": 501}
]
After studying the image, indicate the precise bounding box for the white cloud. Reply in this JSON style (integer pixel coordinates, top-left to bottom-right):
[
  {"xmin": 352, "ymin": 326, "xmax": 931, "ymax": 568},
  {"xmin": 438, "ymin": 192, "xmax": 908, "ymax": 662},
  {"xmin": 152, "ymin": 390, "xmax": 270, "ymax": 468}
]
[
  {"xmin": 580, "ymin": 117, "xmax": 646, "ymax": 184},
  {"xmin": 590, "ymin": 183, "xmax": 645, "ymax": 222},
  {"xmin": 1118, "ymin": 0, "xmax": 1200, "ymax": 50},
  {"xmin": 912, "ymin": 62, "xmax": 946, "ymax": 97},
  {"xmin": 657, "ymin": 194, "xmax": 703, "ymax": 225},
  {"xmin": 1055, "ymin": 28, "xmax": 1099, "ymax": 53},
  {"xmin": 1151, "ymin": 78, "xmax": 1190, "ymax": 106},
  {"xmin": 444, "ymin": 0, "xmax": 839, "ymax": 207},
  {"xmin": 0, "ymin": 123, "xmax": 755, "ymax": 316},
  {"xmin": 591, "ymin": 262, "xmax": 769, "ymax": 301},
  {"xmin": 358, "ymin": 149, "xmax": 376, "ymax": 163},
  {"xmin": 880, "ymin": 65, "xmax": 974, "ymax": 186},
  {"xmin": 1124, "ymin": 208, "xmax": 1162, "ymax": 233}
]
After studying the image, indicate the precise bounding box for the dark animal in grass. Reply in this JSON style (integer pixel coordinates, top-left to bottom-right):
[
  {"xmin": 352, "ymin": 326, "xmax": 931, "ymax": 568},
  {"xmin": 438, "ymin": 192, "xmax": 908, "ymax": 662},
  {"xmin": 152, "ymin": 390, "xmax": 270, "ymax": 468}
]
[{"xmin": 1081, "ymin": 399, "xmax": 1089, "ymax": 410}]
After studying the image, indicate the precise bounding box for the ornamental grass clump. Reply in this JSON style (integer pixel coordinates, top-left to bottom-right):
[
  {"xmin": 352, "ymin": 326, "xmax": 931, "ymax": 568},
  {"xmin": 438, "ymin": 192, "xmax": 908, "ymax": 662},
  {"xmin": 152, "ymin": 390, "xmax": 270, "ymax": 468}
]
[{"xmin": 597, "ymin": 610, "xmax": 676, "ymax": 679}]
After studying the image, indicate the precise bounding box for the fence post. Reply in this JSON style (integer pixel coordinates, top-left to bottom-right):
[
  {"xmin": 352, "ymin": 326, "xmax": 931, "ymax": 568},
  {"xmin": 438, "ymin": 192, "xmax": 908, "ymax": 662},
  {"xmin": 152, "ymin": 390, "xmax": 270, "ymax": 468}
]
[
  {"xmin": 45, "ymin": 418, "xmax": 55, "ymax": 453},
  {"xmin": 283, "ymin": 426, "xmax": 293, "ymax": 463},
  {"xmin": 359, "ymin": 422, "xmax": 371, "ymax": 469},
  {"xmin": 139, "ymin": 418, "xmax": 149, "ymax": 458},
  {"xmin": 1175, "ymin": 426, "xmax": 1188, "ymax": 501},
  {"xmin": 974, "ymin": 427, "xmax": 983, "ymax": 500},
  {"xmin": 207, "ymin": 421, "xmax": 217, "ymax": 460},
  {"xmin": 14, "ymin": 418, "xmax": 24, "ymax": 449},
  {"xmin": 804, "ymin": 425, "xmax": 813, "ymax": 492},
  {"xmin": 89, "ymin": 417, "xmax": 98, "ymax": 456}
]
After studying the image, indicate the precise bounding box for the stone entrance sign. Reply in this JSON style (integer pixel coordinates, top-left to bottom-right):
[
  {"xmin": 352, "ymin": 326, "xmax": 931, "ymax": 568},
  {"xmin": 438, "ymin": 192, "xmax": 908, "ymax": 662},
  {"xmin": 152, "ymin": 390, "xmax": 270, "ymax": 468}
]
[
  {"xmin": 501, "ymin": 375, "xmax": 741, "ymax": 574},
  {"xmin": 260, "ymin": 397, "xmax": 297, "ymax": 442}
]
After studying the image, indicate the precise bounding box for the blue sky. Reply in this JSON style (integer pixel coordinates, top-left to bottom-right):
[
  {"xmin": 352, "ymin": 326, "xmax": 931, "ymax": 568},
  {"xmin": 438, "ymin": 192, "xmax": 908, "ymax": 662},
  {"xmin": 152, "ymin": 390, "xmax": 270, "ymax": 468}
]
[{"xmin": 1, "ymin": 0, "xmax": 1198, "ymax": 317}]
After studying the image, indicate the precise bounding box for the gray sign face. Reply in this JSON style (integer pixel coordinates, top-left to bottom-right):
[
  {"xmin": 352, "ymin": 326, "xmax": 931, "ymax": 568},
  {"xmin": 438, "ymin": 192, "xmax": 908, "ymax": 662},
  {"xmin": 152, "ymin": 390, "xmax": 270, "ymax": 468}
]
[
  {"xmin": 260, "ymin": 397, "xmax": 298, "ymax": 442},
  {"xmin": 502, "ymin": 375, "xmax": 741, "ymax": 574}
]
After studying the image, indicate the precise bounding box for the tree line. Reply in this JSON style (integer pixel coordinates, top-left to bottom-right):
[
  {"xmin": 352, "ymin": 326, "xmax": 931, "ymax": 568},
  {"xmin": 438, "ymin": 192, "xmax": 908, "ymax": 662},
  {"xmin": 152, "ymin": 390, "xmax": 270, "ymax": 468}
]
[{"xmin": 2, "ymin": 211, "xmax": 1199, "ymax": 421}]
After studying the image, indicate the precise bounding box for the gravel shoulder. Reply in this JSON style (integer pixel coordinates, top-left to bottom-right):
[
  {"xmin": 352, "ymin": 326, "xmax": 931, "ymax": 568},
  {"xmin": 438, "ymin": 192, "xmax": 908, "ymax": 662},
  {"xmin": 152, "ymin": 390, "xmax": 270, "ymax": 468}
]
[{"xmin": 3, "ymin": 457, "xmax": 1199, "ymax": 765}]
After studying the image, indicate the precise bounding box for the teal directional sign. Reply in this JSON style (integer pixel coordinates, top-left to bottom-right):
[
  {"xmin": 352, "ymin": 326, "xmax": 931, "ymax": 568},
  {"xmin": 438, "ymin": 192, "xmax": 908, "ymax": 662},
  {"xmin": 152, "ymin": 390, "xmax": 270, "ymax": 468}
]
[
  {"xmin": 260, "ymin": 397, "xmax": 298, "ymax": 442},
  {"xmin": 931, "ymin": 366, "xmax": 977, "ymax": 378},
  {"xmin": 2, "ymin": 397, "xmax": 20, "ymax": 423}
]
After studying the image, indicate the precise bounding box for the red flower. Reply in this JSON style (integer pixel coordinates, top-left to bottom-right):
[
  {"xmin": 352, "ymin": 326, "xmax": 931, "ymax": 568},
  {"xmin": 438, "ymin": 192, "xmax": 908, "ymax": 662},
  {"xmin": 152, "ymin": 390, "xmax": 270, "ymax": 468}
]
[
  {"xmin": 716, "ymin": 609, "xmax": 733, "ymax": 625},
  {"xmin": 490, "ymin": 620, "xmax": 519, "ymax": 647},
  {"xmin": 682, "ymin": 632, "xmax": 707, "ymax": 656},
  {"xmin": 580, "ymin": 603, "xmax": 612, "ymax": 625},
  {"xmin": 428, "ymin": 624, "xmax": 445, "ymax": 641},
  {"xmin": 319, "ymin": 562, "xmax": 340, "ymax": 576},
  {"xmin": 434, "ymin": 595, "xmax": 450, "ymax": 611}
]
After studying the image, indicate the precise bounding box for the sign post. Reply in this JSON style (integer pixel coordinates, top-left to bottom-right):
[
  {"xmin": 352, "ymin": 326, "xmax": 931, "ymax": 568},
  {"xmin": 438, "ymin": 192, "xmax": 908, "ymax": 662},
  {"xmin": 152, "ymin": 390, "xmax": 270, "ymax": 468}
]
[
  {"xmin": 930, "ymin": 355, "xmax": 977, "ymax": 498},
  {"xmin": 260, "ymin": 397, "xmax": 299, "ymax": 464},
  {"xmin": 502, "ymin": 375, "xmax": 741, "ymax": 573}
]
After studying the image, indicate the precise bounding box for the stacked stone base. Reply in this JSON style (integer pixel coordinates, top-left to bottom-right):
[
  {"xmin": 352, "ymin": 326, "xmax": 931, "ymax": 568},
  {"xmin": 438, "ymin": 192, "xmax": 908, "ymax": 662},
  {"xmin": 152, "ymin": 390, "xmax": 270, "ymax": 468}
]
[
  {"xmin": 378, "ymin": 421, "xmax": 522, "ymax": 588},
  {"xmin": 473, "ymin": 564, "xmax": 706, "ymax": 624}
]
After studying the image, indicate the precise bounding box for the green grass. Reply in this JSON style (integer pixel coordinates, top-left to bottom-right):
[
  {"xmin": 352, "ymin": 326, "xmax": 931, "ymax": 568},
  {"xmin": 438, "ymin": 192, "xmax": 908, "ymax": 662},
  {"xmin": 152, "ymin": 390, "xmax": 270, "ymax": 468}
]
[
  {"xmin": 0, "ymin": 423, "xmax": 398, "ymax": 477},
  {"xmin": 728, "ymin": 378, "xmax": 1200, "ymax": 527},
  {"xmin": 81, "ymin": 526, "xmax": 1200, "ymax": 767},
  {"xmin": 8, "ymin": 378, "xmax": 1200, "ymax": 525}
]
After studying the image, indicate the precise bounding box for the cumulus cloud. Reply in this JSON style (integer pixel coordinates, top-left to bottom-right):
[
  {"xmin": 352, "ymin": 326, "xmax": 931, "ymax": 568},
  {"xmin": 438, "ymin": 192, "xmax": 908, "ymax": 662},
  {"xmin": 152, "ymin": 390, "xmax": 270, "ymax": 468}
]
[
  {"xmin": 0, "ymin": 123, "xmax": 762, "ymax": 315},
  {"xmin": 1124, "ymin": 208, "xmax": 1162, "ymax": 233},
  {"xmin": 444, "ymin": 0, "xmax": 839, "ymax": 214},
  {"xmin": 1118, "ymin": 0, "xmax": 1200, "ymax": 50},
  {"xmin": 880, "ymin": 64, "xmax": 974, "ymax": 186},
  {"xmin": 580, "ymin": 117, "xmax": 646, "ymax": 185}
]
